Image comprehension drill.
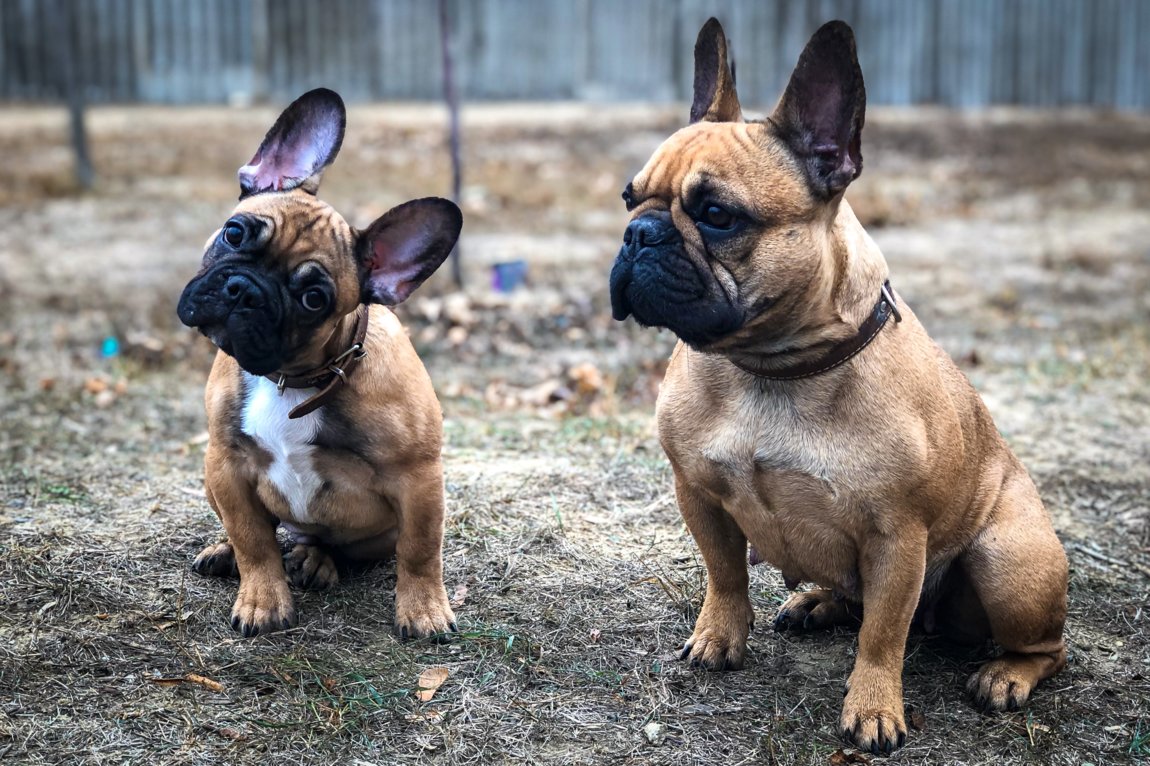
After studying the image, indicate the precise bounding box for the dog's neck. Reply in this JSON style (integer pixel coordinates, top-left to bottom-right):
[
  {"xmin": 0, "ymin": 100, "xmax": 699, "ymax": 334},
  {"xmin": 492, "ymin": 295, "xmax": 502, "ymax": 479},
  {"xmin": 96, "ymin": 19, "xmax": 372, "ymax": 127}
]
[
  {"xmin": 725, "ymin": 199, "xmax": 891, "ymax": 374},
  {"xmin": 275, "ymin": 305, "xmax": 369, "ymax": 379}
]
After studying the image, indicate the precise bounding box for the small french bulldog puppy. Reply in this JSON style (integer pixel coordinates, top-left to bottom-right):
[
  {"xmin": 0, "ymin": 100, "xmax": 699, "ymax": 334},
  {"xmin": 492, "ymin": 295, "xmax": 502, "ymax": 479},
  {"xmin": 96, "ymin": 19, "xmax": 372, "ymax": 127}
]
[
  {"xmin": 178, "ymin": 88, "xmax": 461, "ymax": 640},
  {"xmin": 609, "ymin": 20, "xmax": 1067, "ymax": 754}
]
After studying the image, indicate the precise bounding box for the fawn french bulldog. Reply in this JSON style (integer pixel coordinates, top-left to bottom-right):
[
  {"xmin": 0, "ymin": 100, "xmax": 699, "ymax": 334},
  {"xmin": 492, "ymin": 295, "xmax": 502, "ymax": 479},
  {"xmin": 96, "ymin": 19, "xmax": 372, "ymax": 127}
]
[
  {"xmin": 610, "ymin": 19, "xmax": 1067, "ymax": 753},
  {"xmin": 178, "ymin": 89, "xmax": 461, "ymax": 640}
]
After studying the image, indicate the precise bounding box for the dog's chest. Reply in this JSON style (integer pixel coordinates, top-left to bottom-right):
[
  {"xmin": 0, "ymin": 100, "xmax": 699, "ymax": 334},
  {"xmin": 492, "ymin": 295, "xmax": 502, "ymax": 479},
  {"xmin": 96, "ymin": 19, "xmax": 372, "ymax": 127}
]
[
  {"xmin": 670, "ymin": 387, "xmax": 888, "ymax": 593},
  {"xmin": 700, "ymin": 391, "xmax": 858, "ymax": 489},
  {"xmin": 241, "ymin": 375, "xmax": 324, "ymax": 522}
]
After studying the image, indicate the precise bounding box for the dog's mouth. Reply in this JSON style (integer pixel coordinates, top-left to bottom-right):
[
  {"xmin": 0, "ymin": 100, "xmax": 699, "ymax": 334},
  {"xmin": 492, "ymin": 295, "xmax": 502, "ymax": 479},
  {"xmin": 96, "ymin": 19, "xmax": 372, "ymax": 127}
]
[
  {"xmin": 609, "ymin": 243, "xmax": 743, "ymax": 348},
  {"xmin": 191, "ymin": 319, "xmax": 284, "ymax": 376},
  {"xmin": 608, "ymin": 259, "xmax": 634, "ymax": 322}
]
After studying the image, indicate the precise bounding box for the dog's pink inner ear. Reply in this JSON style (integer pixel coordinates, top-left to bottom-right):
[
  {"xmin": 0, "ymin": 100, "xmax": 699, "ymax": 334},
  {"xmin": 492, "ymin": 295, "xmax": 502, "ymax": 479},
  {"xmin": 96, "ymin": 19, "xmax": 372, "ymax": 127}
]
[
  {"xmin": 771, "ymin": 20, "xmax": 866, "ymax": 197},
  {"xmin": 360, "ymin": 198, "xmax": 462, "ymax": 306},
  {"xmin": 238, "ymin": 88, "xmax": 346, "ymax": 199}
]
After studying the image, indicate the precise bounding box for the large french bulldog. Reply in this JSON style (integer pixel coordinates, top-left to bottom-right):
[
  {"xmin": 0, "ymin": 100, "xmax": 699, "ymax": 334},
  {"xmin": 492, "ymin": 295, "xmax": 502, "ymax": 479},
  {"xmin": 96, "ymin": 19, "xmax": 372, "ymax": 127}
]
[
  {"xmin": 609, "ymin": 19, "xmax": 1067, "ymax": 754},
  {"xmin": 178, "ymin": 89, "xmax": 461, "ymax": 640}
]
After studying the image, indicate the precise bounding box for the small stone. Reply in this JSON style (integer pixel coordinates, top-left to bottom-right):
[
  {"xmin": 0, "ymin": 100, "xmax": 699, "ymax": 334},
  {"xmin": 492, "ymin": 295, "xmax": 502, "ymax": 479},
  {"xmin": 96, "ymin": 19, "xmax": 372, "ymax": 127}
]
[{"xmin": 643, "ymin": 722, "xmax": 664, "ymax": 745}]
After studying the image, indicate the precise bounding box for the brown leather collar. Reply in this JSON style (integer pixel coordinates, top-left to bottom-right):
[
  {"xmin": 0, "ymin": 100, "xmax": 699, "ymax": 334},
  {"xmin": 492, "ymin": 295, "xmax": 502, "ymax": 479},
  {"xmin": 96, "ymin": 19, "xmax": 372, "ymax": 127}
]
[
  {"xmin": 267, "ymin": 307, "xmax": 370, "ymax": 419},
  {"xmin": 729, "ymin": 280, "xmax": 902, "ymax": 381}
]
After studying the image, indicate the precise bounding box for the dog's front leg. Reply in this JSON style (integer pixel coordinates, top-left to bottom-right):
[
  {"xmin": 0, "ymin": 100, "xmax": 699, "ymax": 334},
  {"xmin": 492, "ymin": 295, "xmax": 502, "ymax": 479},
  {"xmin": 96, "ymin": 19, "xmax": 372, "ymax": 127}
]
[
  {"xmin": 392, "ymin": 462, "xmax": 456, "ymax": 641},
  {"xmin": 676, "ymin": 474, "xmax": 754, "ymax": 671},
  {"xmin": 204, "ymin": 449, "xmax": 296, "ymax": 636},
  {"xmin": 840, "ymin": 522, "xmax": 927, "ymax": 754}
]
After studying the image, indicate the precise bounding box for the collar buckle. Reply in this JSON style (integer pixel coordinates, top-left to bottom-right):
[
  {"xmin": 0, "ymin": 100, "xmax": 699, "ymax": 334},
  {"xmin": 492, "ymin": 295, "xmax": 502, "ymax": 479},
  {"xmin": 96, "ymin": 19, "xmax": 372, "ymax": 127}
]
[{"xmin": 881, "ymin": 280, "xmax": 902, "ymax": 323}]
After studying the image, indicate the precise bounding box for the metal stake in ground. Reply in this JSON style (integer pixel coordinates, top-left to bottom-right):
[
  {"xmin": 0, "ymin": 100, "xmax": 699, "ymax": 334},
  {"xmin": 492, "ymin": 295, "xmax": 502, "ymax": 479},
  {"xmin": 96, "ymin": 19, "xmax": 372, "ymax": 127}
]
[{"xmin": 439, "ymin": 0, "xmax": 464, "ymax": 288}]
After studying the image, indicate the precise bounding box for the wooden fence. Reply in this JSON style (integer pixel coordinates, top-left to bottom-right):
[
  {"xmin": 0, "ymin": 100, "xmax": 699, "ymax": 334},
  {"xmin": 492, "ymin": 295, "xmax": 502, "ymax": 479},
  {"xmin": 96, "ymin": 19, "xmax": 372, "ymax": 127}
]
[{"xmin": 2, "ymin": 0, "xmax": 1148, "ymax": 108}]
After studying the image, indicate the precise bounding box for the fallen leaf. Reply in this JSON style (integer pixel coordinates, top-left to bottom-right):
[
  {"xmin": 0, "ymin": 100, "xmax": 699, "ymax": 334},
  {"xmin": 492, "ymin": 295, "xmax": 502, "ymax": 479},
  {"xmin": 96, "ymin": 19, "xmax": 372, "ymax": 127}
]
[
  {"xmin": 909, "ymin": 709, "xmax": 926, "ymax": 731},
  {"xmin": 83, "ymin": 377, "xmax": 108, "ymax": 394},
  {"xmin": 323, "ymin": 677, "xmax": 338, "ymax": 692},
  {"xmin": 149, "ymin": 674, "xmax": 225, "ymax": 692},
  {"xmin": 184, "ymin": 673, "xmax": 225, "ymax": 693},
  {"xmin": 642, "ymin": 721, "xmax": 664, "ymax": 744},
  {"xmin": 589, "ymin": 628, "xmax": 602, "ymax": 643},
  {"xmin": 568, "ymin": 362, "xmax": 604, "ymax": 394},
  {"xmin": 829, "ymin": 750, "xmax": 870, "ymax": 765},
  {"xmin": 450, "ymin": 583, "xmax": 469, "ymax": 607},
  {"xmin": 416, "ymin": 666, "xmax": 449, "ymax": 702}
]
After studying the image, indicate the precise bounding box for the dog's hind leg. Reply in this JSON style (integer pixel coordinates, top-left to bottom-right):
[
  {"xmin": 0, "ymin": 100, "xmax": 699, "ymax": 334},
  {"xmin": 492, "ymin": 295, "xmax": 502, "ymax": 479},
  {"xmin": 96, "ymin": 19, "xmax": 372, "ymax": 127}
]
[
  {"xmin": 192, "ymin": 538, "xmax": 238, "ymax": 578},
  {"xmin": 773, "ymin": 589, "xmax": 861, "ymax": 632},
  {"xmin": 283, "ymin": 542, "xmax": 339, "ymax": 590},
  {"xmin": 960, "ymin": 471, "xmax": 1068, "ymax": 711},
  {"xmin": 676, "ymin": 475, "xmax": 755, "ymax": 671},
  {"xmin": 192, "ymin": 484, "xmax": 238, "ymax": 577}
]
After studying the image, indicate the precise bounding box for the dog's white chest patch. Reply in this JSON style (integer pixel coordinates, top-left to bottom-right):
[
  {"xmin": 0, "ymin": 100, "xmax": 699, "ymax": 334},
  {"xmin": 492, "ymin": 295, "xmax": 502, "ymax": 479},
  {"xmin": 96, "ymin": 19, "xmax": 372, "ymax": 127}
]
[{"xmin": 241, "ymin": 375, "xmax": 323, "ymax": 522}]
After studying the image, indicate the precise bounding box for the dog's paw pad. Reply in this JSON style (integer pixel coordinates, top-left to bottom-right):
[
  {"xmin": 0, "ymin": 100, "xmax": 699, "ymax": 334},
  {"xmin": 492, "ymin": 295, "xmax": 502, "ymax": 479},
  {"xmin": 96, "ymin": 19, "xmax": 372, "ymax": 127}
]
[
  {"xmin": 192, "ymin": 541, "xmax": 237, "ymax": 578},
  {"xmin": 284, "ymin": 544, "xmax": 339, "ymax": 590}
]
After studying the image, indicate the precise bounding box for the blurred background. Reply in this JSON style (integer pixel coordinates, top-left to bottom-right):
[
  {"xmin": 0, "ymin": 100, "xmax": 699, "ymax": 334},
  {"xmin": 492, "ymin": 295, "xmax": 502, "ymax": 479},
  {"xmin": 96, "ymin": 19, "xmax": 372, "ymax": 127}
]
[
  {"xmin": 3, "ymin": 0, "xmax": 1149, "ymax": 106},
  {"xmin": 1, "ymin": 3, "xmax": 1148, "ymax": 762}
]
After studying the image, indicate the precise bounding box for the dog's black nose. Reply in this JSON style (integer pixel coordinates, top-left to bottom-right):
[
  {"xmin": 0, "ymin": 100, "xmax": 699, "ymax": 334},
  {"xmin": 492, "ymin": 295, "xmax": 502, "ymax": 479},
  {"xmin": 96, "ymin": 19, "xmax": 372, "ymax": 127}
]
[
  {"xmin": 624, "ymin": 212, "xmax": 681, "ymax": 249},
  {"xmin": 223, "ymin": 274, "xmax": 265, "ymax": 310}
]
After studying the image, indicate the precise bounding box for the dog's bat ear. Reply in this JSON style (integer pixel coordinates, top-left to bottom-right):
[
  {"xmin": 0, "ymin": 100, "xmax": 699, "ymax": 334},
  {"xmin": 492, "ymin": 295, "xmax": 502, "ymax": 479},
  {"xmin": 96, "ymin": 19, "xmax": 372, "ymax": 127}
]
[
  {"xmin": 358, "ymin": 198, "xmax": 462, "ymax": 306},
  {"xmin": 770, "ymin": 20, "xmax": 866, "ymax": 198},
  {"xmin": 238, "ymin": 88, "xmax": 346, "ymax": 199},
  {"xmin": 691, "ymin": 18, "xmax": 742, "ymax": 124}
]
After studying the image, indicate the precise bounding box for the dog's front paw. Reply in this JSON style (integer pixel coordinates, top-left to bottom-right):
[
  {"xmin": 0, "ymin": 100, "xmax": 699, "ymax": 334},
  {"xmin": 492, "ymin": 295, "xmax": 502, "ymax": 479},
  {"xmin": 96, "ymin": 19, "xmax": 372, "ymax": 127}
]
[
  {"xmin": 773, "ymin": 589, "xmax": 858, "ymax": 632},
  {"xmin": 284, "ymin": 544, "xmax": 339, "ymax": 590},
  {"xmin": 192, "ymin": 540, "xmax": 237, "ymax": 577},
  {"xmin": 231, "ymin": 576, "xmax": 296, "ymax": 637},
  {"xmin": 395, "ymin": 581, "xmax": 457, "ymax": 642},
  {"xmin": 680, "ymin": 596, "xmax": 754, "ymax": 671},
  {"xmin": 840, "ymin": 667, "xmax": 907, "ymax": 754}
]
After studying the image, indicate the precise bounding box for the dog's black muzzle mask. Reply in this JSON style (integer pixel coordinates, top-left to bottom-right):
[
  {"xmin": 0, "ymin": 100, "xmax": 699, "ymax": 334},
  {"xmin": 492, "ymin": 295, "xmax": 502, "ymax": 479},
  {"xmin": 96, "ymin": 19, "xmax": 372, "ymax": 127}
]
[
  {"xmin": 177, "ymin": 263, "xmax": 288, "ymax": 376},
  {"xmin": 609, "ymin": 211, "xmax": 742, "ymax": 348}
]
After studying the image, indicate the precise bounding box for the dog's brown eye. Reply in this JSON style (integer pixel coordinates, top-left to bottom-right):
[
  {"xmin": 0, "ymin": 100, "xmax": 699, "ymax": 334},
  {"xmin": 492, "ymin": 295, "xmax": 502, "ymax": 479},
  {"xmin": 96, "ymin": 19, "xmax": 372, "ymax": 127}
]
[
  {"xmin": 300, "ymin": 288, "xmax": 327, "ymax": 312},
  {"xmin": 222, "ymin": 223, "xmax": 244, "ymax": 247},
  {"xmin": 701, "ymin": 205, "xmax": 734, "ymax": 229}
]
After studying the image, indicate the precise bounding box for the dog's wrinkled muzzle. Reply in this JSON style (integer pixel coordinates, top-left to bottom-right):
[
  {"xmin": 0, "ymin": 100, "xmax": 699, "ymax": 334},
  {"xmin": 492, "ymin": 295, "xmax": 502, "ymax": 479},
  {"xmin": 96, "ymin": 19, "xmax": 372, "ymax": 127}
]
[
  {"xmin": 177, "ymin": 266, "xmax": 286, "ymax": 375},
  {"xmin": 610, "ymin": 212, "xmax": 686, "ymax": 322},
  {"xmin": 609, "ymin": 211, "xmax": 744, "ymax": 347}
]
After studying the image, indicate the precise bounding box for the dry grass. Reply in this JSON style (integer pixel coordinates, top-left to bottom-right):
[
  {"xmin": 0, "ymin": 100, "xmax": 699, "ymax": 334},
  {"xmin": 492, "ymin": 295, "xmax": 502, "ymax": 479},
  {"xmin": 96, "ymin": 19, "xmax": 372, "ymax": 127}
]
[{"xmin": 1, "ymin": 104, "xmax": 1149, "ymax": 765}]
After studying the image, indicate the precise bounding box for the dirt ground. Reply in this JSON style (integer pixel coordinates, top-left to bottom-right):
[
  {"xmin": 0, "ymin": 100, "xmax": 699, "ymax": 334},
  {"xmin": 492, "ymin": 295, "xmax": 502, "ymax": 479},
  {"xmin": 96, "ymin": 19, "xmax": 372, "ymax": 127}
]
[{"xmin": 0, "ymin": 101, "xmax": 1148, "ymax": 766}]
